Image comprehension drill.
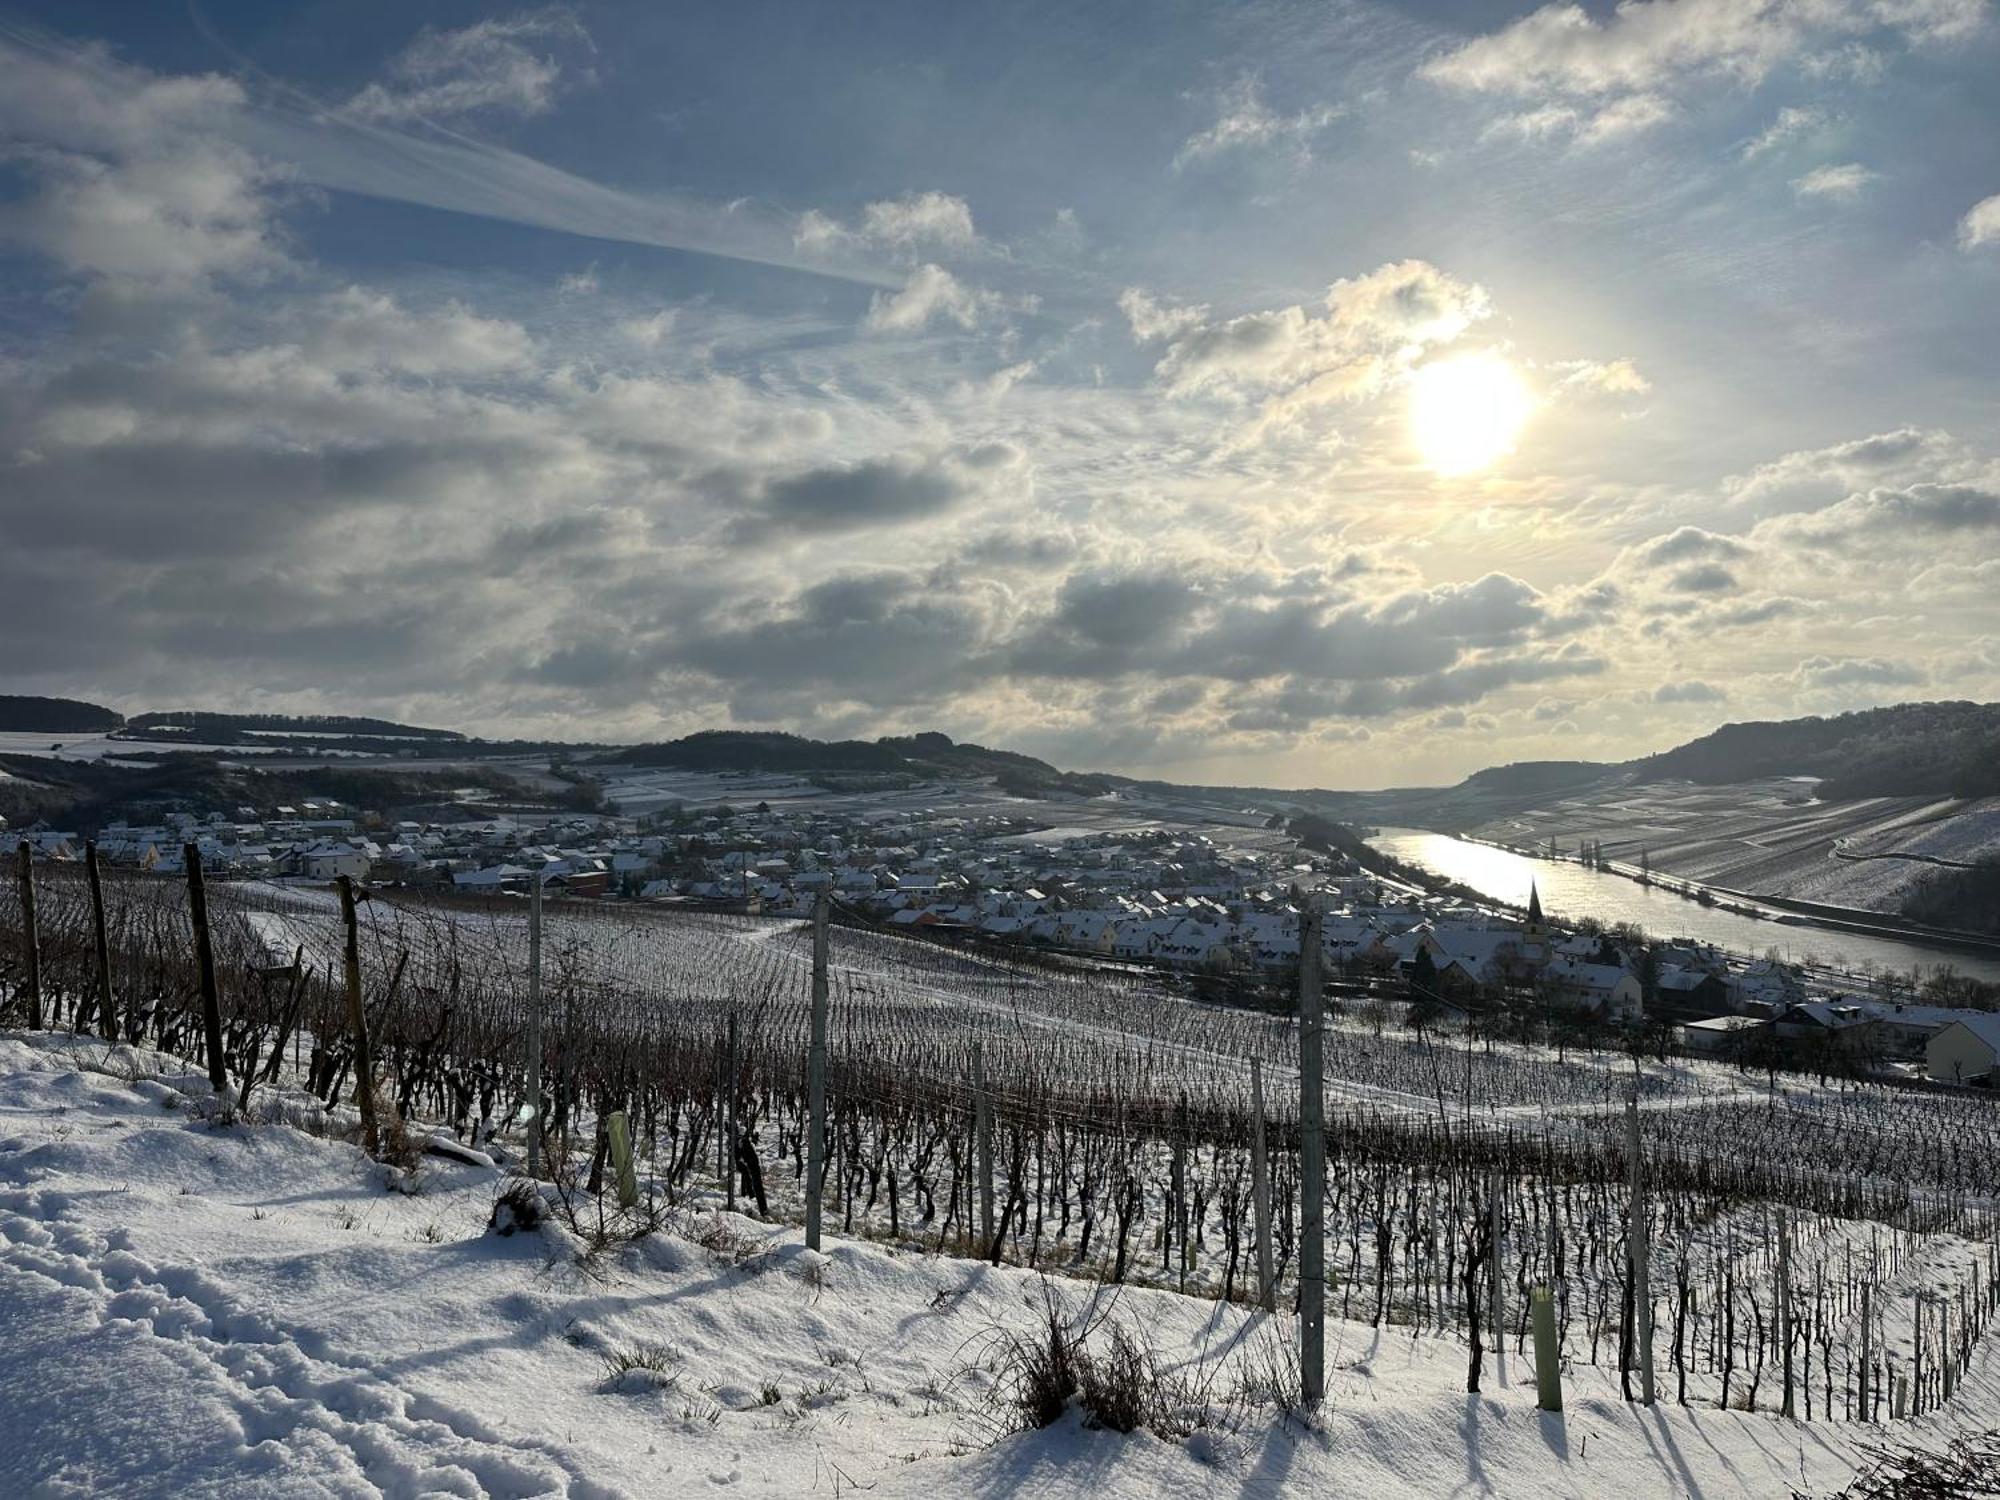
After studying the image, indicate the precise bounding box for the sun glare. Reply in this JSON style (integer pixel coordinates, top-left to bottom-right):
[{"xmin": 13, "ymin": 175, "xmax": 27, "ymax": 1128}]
[{"xmin": 1407, "ymin": 352, "xmax": 1534, "ymax": 476}]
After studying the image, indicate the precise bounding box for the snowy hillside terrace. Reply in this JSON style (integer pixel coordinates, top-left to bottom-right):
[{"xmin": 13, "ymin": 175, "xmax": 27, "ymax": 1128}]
[{"xmin": 3, "ymin": 1032, "xmax": 1999, "ymax": 1500}]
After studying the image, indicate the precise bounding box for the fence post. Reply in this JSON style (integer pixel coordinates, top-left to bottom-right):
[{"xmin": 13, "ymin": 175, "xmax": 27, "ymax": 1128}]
[
  {"xmin": 806, "ymin": 892, "xmax": 829, "ymax": 1251},
  {"xmin": 1626, "ymin": 1096, "xmax": 1655, "ymax": 1406},
  {"xmin": 1490, "ymin": 1170, "xmax": 1505, "ymax": 1367},
  {"xmin": 185, "ymin": 844, "xmax": 228, "ymax": 1096},
  {"xmin": 525, "ymin": 870, "xmax": 545, "ymax": 1176},
  {"xmin": 15, "ymin": 840, "xmax": 41, "ymax": 1030},
  {"xmin": 973, "ymin": 1038, "xmax": 995, "ymax": 1248},
  {"xmin": 1912, "ymin": 1292, "xmax": 1923, "ymax": 1417},
  {"xmin": 1299, "ymin": 897, "xmax": 1325, "ymax": 1407},
  {"xmin": 1860, "ymin": 1282, "xmax": 1871, "ymax": 1421},
  {"xmin": 725, "ymin": 1009, "xmax": 739, "ymax": 1210},
  {"xmin": 1533, "ymin": 1285, "xmax": 1563, "ymax": 1412},
  {"xmin": 1778, "ymin": 1207, "xmax": 1795, "ymax": 1418},
  {"xmin": 1251, "ymin": 1056, "xmax": 1276, "ymax": 1314},
  {"xmin": 336, "ymin": 875, "xmax": 378, "ymax": 1157},
  {"xmin": 85, "ymin": 840, "xmax": 116, "ymax": 1040}
]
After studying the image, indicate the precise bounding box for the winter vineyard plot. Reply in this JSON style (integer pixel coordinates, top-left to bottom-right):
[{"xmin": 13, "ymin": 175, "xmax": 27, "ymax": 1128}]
[{"xmin": 6, "ymin": 864, "xmax": 1999, "ymax": 1424}]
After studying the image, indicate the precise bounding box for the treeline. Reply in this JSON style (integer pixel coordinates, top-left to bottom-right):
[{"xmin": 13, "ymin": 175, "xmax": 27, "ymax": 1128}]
[
  {"xmin": 1903, "ymin": 858, "xmax": 2000, "ymax": 937},
  {"xmin": 0, "ymin": 755, "xmax": 581, "ymax": 833},
  {"xmin": 1627, "ymin": 702, "xmax": 2000, "ymax": 800},
  {"xmin": 0, "ymin": 695, "xmax": 123, "ymax": 733},
  {"xmin": 612, "ymin": 728, "xmax": 1116, "ymax": 797},
  {"xmin": 127, "ymin": 711, "xmax": 464, "ymax": 742}
]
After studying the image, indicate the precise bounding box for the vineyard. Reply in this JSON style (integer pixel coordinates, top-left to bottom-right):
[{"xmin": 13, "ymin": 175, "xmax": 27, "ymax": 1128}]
[{"xmin": 7, "ymin": 851, "xmax": 2000, "ymax": 1434}]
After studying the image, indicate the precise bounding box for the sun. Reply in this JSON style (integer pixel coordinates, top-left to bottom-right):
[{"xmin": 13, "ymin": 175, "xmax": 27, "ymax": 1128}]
[{"xmin": 1407, "ymin": 352, "xmax": 1534, "ymax": 476}]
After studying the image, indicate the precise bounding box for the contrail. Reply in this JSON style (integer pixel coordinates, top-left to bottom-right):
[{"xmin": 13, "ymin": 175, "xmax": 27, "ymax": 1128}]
[{"xmin": 0, "ymin": 12, "xmax": 897, "ymax": 287}]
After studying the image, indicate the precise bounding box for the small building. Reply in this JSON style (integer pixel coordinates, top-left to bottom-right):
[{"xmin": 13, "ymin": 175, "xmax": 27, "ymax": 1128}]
[
  {"xmin": 1927, "ymin": 1015, "xmax": 2000, "ymax": 1086},
  {"xmin": 1677, "ymin": 1014, "xmax": 1769, "ymax": 1056}
]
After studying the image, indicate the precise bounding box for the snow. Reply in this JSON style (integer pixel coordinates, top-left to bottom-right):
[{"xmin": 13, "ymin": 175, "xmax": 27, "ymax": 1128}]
[{"xmin": 1, "ymin": 1031, "xmax": 1992, "ymax": 1499}]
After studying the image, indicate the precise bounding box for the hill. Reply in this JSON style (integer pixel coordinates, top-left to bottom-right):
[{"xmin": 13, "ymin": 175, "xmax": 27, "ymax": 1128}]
[
  {"xmin": 1625, "ymin": 701, "xmax": 2000, "ymax": 799},
  {"xmin": 0, "ymin": 695, "xmax": 123, "ymax": 733},
  {"xmin": 608, "ymin": 729, "xmax": 1118, "ymax": 798},
  {"xmin": 124, "ymin": 711, "xmax": 465, "ymax": 745}
]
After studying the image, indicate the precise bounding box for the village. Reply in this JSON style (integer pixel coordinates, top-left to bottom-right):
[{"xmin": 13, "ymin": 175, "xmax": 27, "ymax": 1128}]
[{"xmin": 11, "ymin": 773, "xmax": 2000, "ymax": 1093}]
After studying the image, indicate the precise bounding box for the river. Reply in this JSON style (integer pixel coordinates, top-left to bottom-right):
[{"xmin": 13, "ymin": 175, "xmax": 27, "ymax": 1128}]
[{"xmin": 1367, "ymin": 828, "xmax": 2000, "ymax": 984}]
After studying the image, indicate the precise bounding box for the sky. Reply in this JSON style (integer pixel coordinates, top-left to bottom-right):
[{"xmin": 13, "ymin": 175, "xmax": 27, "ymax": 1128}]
[{"xmin": 0, "ymin": 0, "xmax": 1996, "ymax": 789}]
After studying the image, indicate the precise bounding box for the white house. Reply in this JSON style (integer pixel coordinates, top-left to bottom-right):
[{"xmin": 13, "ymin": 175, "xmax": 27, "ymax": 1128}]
[{"xmin": 1927, "ymin": 1015, "xmax": 2000, "ymax": 1085}]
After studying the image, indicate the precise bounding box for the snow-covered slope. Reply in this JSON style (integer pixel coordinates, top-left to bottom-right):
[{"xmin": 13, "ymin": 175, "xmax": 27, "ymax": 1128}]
[{"xmin": 0, "ymin": 1032, "xmax": 1983, "ymax": 1499}]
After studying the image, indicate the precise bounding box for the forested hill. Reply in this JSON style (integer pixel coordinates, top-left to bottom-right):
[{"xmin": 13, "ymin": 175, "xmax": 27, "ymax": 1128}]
[
  {"xmin": 1623, "ymin": 701, "xmax": 2000, "ymax": 799},
  {"xmin": 0, "ymin": 696, "xmax": 124, "ymax": 733},
  {"xmin": 610, "ymin": 730, "xmax": 1118, "ymax": 797}
]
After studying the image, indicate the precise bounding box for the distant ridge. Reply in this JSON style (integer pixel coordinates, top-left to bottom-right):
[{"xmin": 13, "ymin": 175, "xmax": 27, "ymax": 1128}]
[
  {"xmin": 0, "ymin": 695, "xmax": 123, "ymax": 734},
  {"xmin": 1624, "ymin": 701, "xmax": 2000, "ymax": 799},
  {"xmin": 609, "ymin": 729, "xmax": 1118, "ymax": 798}
]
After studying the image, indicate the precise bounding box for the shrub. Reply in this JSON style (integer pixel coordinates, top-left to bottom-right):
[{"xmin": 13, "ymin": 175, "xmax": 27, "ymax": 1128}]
[{"xmin": 489, "ymin": 1177, "xmax": 546, "ymax": 1236}]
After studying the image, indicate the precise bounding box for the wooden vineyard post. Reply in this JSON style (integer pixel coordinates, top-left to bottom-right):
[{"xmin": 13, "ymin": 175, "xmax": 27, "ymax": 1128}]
[
  {"xmin": 973, "ymin": 1039, "xmax": 995, "ymax": 1250},
  {"xmin": 1251, "ymin": 1056, "xmax": 1276, "ymax": 1314},
  {"xmin": 725, "ymin": 1010, "xmax": 739, "ymax": 1210},
  {"xmin": 1299, "ymin": 897, "xmax": 1325, "ymax": 1407},
  {"xmin": 806, "ymin": 892, "xmax": 829, "ymax": 1251},
  {"xmin": 15, "ymin": 840, "xmax": 41, "ymax": 1030},
  {"xmin": 1913, "ymin": 1293, "xmax": 1923, "ymax": 1418},
  {"xmin": 1532, "ymin": 1285, "xmax": 1563, "ymax": 1412},
  {"xmin": 85, "ymin": 840, "xmax": 116, "ymax": 1040},
  {"xmin": 185, "ymin": 844, "xmax": 228, "ymax": 1096},
  {"xmin": 337, "ymin": 875, "xmax": 378, "ymax": 1157},
  {"xmin": 1860, "ymin": 1282, "xmax": 1872, "ymax": 1421},
  {"xmin": 607, "ymin": 1110, "xmax": 638, "ymax": 1210},
  {"xmin": 527, "ymin": 870, "xmax": 544, "ymax": 1178},
  {"xmin": 1626, "ymin": 1097, "xmax": 1655, "ymax": 1406},
  {"xmin": 1778, "ymin": 1208, "xmax": 1795, "ymax": 1418},
  {"xmin": 1491, "ymin": 1170, "xmax": 1505, "ymax": 1367}
]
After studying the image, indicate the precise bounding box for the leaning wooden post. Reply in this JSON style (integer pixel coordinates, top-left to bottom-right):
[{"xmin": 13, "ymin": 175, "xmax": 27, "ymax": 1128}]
[
  {"xmin": 85, "ymin": 840, "xmax": 116, "ymax": 1040},
  {"xmin": 1777, "ymin": 1207, "xmax": 1796, "ymax": 1418},
  {"xmin": 1251, "ymin": 1056, "xmax": 1277, "ymax": 1314},
  {"xmin": 805, "ymin": 892, "xmax": 829, "ymax": 1251},
  {"xmin": 526, "ymin": 870, "xmax": 543, "ymax": 1178},
  {"xmin": 1913, "ymin": 1292, "xmax": 1923, "ymax": 1418},
  {"xmin": 15, "ymin": 840, "xmax": 41, "ymax": 1030},
  {"xmin": 973, "ymin": 1039, "xmax": 995, "ymax": 1248},
  {"xmin": 336, "ymin": 875, "xmax": 378, "ymax": 1156},
  {"xmin": 1299, "ymin": 897, "xmax": 1326, "ymax": 1407},
  {"xmin": 185, "ymin": 844, "xmax": 228, "ymax": 1095},
  {"xmin": 1532, "ymin": 1285, "xmax": 1563, "ymax": 1412},
  {"xmin": 1626, "ymin": 1096, "xmax": 1655, "ymax": 1405}
]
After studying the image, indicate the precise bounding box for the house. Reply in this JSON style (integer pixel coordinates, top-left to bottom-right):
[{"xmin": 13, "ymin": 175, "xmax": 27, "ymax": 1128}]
[
  {"xmin": 1927, "ymin": 1015, "xmax": 2000, "ymax": 1085},
  {"xmin": 1677, "ymin": 1014, "xmax": 1770, "ymax": 1055},
  {"xmin": 1543, "ymin": 958, "xmax": 1643, "ymax": 1021}
]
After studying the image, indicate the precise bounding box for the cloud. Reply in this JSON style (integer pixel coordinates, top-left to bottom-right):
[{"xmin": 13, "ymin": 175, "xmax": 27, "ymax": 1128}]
[
  {"xmin": 1724, "ymin": 427, "xmax": 1967, "ymax": 516},
  {"xmin": 1636, "ymin": 526, "xmax": 1748, "ymax": 564},
  {"xmin": 1424, "ymin": 0, "xmax": 1983, "ymax": 99},
  {"xmin": 1959, "ymin": 193, "xmax": 2000, "ymax": 250},
  {"xmin": 1653, "ymin": 679, "xmax": 1728, "ymax": 703},
  {"xmin": 863, "ymin": 264, "xmax": 1003, "ymax": 333},
  {"xmin": 1423, "ymin": 0, "xmax": 1983, "ymax": 143},
  {"xmin": 1151, "ymin": 260, "xmax": 1490, "ymax": 410},
  {"xmin": 796, "ymin": 191, "xmax": 978, "ymax": 257},
  {"xmin": 738, "ymin": 443, "xmax": 1029, "ymax": 539},
  {"xmin": 1757, "ymin": 483, "xmax": 2000, "ymax": 549},
  {"xmin": 1174, "ymin": 77, "xmax": 1342, "ymax": 169},
  {"xmin": 0, "ymin": 35, "xmax": 285, "ymax": 284},
  {"xmin": 1118, "ymin": 288, "xmax": 1210, "ymax": 343},
  {"xmin": 1739, "ymin": 105, "xmax": 1824, "ymax": 159},
  {"xmin": 1554, "ymin": 358, "xmax": 1651, "ymax": 396},
  {"xmin": 342, "ymin": 8, "xmax": 594, "ymax": 124},
  {"xmin": 304, "ymin": 287, "xmax": 535, "ymax": 376},
  {"xmin": 1792, "ymin": 162, "xmax": 1878, "ymax": 202},
  {"xmin": 1791, "ymin": 654, "xmax": 1927, "ymax": 689},
  {"xmin": 0, "ymin": 26, "xmax": 895, "ymax": 286}
]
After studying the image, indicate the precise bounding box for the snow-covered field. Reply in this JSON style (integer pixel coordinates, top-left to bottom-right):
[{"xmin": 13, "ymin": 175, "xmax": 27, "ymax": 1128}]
[{"xmin": 9, "ymin": 1030, "xmax": 1984, "ymax": 1500}]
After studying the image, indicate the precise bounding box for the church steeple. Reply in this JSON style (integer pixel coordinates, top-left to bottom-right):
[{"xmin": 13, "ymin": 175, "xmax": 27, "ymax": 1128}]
[{"xmin": 1526, "ymin": 881, "xmax": 1544, "ymax": 935}]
